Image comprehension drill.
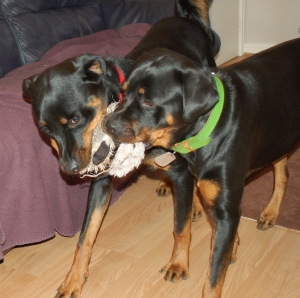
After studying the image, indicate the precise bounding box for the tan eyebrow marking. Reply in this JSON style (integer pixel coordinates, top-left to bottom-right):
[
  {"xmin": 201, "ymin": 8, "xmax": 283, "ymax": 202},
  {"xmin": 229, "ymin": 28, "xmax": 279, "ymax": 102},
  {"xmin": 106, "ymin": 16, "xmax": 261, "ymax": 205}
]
[
  {"xmin": 59, "ymin": 117, "xmax": 68, "ymax": 125},
  {"xmin": 89, "ymin": 96, "xmax": 102, "ymax": 108},
  {"xmin": 138, "ymin": 87, "xmax": 145, "ymax": 94}
]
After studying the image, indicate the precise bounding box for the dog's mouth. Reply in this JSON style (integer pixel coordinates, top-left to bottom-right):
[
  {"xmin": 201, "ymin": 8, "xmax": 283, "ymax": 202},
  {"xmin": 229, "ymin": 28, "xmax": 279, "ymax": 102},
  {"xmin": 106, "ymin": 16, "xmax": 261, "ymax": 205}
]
[
  {"xmin": 79, "ymin": 102, "xmax": 119, "ymax": 178},
  {"xmin": 92, "ymin": 141, "xmax": 112, "ymax": 165},
  {"xmin": 80, "ymin": 121, "xmax": 117, "ymax": 177},
  {"xmin": 144, "ymin": 142, "xmax": 153, "ymax": 150},
  {"xmin": 79, "ymin": 102, "xmax": 146, "ymax": 178}
]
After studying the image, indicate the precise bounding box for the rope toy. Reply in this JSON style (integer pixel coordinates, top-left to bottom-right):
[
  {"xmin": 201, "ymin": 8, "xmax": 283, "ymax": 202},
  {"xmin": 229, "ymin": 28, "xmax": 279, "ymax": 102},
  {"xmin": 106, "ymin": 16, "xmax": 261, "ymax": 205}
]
[{"xmin": 80, "ymin": 102, "xmax": 145, "ymax": 178}]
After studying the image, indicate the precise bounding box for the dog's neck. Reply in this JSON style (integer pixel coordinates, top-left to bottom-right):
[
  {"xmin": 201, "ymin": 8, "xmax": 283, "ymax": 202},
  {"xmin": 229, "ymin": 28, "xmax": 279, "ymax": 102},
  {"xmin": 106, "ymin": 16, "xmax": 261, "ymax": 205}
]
[
  {"xmin": 171, "ymin": 75, "xmax": 224, "ymax": 154},
  {"xmin": 107, "ymin": 56, "xmax": 134, "ymax": 78},
  {"xmin": 168, "ymin": 74, "xmax": 226, "ymax": 175},
  {"xmin": 114, "ymin": 66, "xmax": 125, "ymax": 103}
]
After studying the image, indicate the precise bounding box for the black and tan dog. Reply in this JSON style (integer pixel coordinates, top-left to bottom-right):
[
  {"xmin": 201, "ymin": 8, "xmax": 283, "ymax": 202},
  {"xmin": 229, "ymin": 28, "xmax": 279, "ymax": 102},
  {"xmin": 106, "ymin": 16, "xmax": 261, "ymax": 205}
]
[
  {"xmin": 103, "ymin": 39, "xmax": 300, "ymax": 297},
  {"xmin": 22, "ymin": 1, "xmax": 220, "ymax": 297}
]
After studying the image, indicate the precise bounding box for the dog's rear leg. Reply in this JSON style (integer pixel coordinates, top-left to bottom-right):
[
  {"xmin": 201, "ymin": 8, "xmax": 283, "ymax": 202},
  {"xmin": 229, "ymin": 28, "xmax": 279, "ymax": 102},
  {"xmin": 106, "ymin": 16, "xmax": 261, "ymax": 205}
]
[
  {"xmin": 55, "ymin": 176, "xmax": 113, "ymax": 298},
  {"xmin": 192, "ymin": 179, "xmax": 204, "ymax": 221},
  {"xmin": 257, "ymin": 154, "xmax": 288, "ymax": 230}
]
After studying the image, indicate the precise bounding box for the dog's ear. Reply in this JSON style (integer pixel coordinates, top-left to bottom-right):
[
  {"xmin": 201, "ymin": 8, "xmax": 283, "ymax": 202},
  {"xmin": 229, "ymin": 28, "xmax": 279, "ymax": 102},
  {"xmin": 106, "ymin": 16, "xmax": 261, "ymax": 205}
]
[
  {"xmin": 22, "ymin": 74, "xmax": 39, "ymax": 103},
  {"xmin": 181, "ymin": 68, "xmax": 219, "ymax": 123},
  {"xmin": 76, "ymin": 53, "xmax": 112, "ymax": 84}
]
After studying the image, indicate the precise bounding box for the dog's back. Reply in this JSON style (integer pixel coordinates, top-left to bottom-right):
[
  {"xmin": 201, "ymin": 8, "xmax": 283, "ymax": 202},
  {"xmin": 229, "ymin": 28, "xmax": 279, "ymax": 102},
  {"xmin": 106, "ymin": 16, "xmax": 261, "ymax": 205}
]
[
  {"xmin": 218, "ymin": 38, "xmax": 300, "ymax": 167},
  {"xmin": 126, "ymin": 0, "xmax": 220, "ymax": 67}
]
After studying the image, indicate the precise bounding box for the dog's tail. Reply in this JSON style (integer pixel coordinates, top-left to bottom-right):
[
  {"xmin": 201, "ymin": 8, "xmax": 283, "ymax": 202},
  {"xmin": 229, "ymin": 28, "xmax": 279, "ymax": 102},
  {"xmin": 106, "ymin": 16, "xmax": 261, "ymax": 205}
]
[{"xmin": 176, "ymin": 0, "xmax": 220, "ymax": 55}]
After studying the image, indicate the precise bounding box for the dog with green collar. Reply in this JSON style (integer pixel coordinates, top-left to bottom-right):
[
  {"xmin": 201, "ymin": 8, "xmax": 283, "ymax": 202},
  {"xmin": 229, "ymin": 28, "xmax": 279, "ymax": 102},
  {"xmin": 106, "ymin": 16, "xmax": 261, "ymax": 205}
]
[{"xmin": 103, "ymin": 39, "xmax": 300, "ymax": 298}]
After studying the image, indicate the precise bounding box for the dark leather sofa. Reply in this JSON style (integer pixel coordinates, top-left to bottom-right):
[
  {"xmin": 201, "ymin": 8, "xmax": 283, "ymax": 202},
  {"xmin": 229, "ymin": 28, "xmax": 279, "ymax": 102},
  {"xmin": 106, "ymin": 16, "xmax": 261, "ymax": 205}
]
[{"xmin": 0, "ymin": 0, "xmax": 174, "ymax": 78}]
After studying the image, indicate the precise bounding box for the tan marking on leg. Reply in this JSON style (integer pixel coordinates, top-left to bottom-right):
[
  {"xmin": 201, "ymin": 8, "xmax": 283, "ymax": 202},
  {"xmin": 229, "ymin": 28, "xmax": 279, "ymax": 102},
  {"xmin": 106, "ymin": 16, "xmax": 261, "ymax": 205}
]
[
  {"xmin": 202, "ymin": 227, "xmax": 231, "ymax": 298},
  {"xmin": 198, "ymin": 179, "xmax": 221, "ymax": 207},
  {"xmin": 257, "ymin": 154, "xmax": 288, "ymax": 230},
  {"xmin": 55, "ymin": 207, "xmax": 108, "ymax": 298},
  {"xmin": 200, "ymin": 177, "xmax": 233, "ymax": 298},
  {"xmin": 203, "ymin": 228, "xmax": 218, "ymax": 298},
  {"xmin": 160, "ymin": 219, "xmax": 191, "ymax": 283},
  {"xmin": 203, "ymin": 273, "xmax": 226, "ymax": 298},
  {"xmin": 50, "ymin": 138, "xmax": 59, "ymax": 156},
  {"xmin": 192, "ymin": 179, "xmax": 204, "ymax": 221}
]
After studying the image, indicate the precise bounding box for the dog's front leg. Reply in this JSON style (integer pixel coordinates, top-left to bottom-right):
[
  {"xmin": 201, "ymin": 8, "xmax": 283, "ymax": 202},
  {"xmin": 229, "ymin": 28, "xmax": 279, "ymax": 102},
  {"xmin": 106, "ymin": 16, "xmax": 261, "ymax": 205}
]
[
  {"xmin": 198, "ymin": 179, "xmax": 242, "ymax": 298},
  {"xmin": 55, "ymin": 175, "xmax": 113, "ymax": 298},
  {"xmin": 159, "ymin": 156, "xmax": 194, "ymax": 282}
]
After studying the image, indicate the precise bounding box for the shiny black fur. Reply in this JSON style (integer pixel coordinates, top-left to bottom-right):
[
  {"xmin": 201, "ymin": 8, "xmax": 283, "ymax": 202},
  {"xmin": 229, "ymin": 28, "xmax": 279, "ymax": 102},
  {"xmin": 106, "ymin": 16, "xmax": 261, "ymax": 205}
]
[
  {"xmin": 22, "ymin": 1, "xmax": 219, "ymax": 297},
  {"xmin": 104, "ymin": 38, "xmax": 300, "ymax": 296}
]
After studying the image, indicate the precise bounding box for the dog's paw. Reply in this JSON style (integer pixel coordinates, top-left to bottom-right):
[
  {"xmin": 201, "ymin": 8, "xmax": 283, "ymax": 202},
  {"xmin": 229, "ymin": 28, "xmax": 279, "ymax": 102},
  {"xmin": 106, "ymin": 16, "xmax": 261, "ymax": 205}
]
[
  {"xmin": 192, "ymin": 204, "xmax": 203, "ymax": 222},
  {"xmin": 55, "ymin": 283, "xmax": 81, "ymax": 298},
  {"xmin": 55, "ymin": 272, "xmax": 88, "ymax": 298},
  {"xmin": 156, "ymin": 180, "xmax": 172, "ymax": 197},
  {"xmin": 257, "ymin": 213, "xmax": 277, "ymax": 230},
  {"xmin": 192, "ymin": 198, "xmax": 203, "ymax": 222},
  {"xmin": 160, "ymin": 263, "xmax": 189, "ymax": 283}
]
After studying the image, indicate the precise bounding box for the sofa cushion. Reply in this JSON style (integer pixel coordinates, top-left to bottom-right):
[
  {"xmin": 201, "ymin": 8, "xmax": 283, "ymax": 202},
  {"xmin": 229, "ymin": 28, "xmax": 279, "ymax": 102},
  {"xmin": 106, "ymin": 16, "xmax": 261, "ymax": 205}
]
[
  {"xmin": 0, "ymin": 6, "xmax": 20, "ymax": 77},
  {"xmin": 0, "ymin": 0, "xmax": 105, "ymax": 66},
  {"xmin": 101, "ymin": 0, "xmax": 175, "ymax": 29}
]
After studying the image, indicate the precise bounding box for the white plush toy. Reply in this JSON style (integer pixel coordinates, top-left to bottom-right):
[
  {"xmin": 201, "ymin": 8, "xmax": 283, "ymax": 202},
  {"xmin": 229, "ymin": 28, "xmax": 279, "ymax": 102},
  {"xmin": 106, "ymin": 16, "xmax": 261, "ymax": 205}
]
[{"xmin": 80, "ymin": 102, "xmax": 145, "ymax": 178}]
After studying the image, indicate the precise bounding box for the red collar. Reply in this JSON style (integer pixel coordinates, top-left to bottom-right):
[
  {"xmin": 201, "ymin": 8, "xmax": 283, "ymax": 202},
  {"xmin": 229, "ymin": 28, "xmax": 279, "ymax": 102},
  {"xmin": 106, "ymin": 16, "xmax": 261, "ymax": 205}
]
[{"xmin": 115, "ymin": 67, "xmax": 125, "ymax": 103}]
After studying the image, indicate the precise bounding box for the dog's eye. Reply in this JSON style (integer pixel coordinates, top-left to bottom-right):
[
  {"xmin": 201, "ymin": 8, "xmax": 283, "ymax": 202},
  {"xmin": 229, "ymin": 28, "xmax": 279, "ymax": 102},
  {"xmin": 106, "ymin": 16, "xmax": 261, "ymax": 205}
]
[
  {"xmin": 143, "ymin": 99, "xmax": 154, "ymax": 107},
  {"xmin": 42, "ymin": 127, "xmax": 51, "ymax": 135},
  {"xmin": 70, "ymin": 115, "xmax": 81, "ymax": 125}
]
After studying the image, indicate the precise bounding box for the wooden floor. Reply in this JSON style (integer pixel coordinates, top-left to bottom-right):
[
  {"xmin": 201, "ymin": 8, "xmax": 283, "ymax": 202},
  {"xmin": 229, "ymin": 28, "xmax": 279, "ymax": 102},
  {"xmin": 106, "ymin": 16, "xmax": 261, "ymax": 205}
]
[
  {"xmin": 2, "ymin": 54, "xmax": 300, "ymax": 297},
  {"xmin": 1, "ymin": 167, "xmax": 300, "ymax": 298}
]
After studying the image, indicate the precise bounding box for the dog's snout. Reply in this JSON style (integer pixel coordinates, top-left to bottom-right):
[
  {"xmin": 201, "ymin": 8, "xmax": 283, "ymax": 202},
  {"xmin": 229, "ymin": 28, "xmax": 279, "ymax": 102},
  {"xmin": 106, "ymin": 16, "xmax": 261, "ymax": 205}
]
[
  {"xmin": 104, "ymin": 114, "xmax": 136, "ymax": 143},
  {"xmin": 60, "ymin": 159, "xmax": 80, "ymax": 174},
  {"xmin": 105, "ymin": 116, "xmax": 121, "ymax": 136},
  {"xmin": 69, "ymin": 160, "xmax": 80, "ymax": 173}
]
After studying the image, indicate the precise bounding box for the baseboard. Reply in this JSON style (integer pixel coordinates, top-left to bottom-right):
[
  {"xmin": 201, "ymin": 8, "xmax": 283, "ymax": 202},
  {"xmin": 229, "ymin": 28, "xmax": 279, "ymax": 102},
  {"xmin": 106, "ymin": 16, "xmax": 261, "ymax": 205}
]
[{"xmin": 244, "ymin": 42, "xmax": 277, "ymax": 53}]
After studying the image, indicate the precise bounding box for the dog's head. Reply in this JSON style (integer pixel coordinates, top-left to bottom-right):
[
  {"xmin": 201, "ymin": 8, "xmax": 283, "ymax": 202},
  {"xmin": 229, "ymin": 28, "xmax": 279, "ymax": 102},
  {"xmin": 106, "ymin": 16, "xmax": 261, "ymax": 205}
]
[
  {"xmin": 103, "ymin": 48, "xmax": 219, "ymax": 150},
  {"xmin": 23, "ymin": 53, "xmax": 121, "ymax": 174}
]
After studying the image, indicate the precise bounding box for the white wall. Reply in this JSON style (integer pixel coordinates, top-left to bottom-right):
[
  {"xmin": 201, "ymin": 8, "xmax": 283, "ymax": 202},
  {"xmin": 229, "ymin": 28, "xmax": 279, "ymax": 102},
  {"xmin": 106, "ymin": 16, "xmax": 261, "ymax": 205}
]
[
  {"xmin": 244, "ymin": 0, "xmax": 300, "ymax": 53},
  {"xmin": 210, "ymin": 0, "xmax": 241, "ymax": 65}
]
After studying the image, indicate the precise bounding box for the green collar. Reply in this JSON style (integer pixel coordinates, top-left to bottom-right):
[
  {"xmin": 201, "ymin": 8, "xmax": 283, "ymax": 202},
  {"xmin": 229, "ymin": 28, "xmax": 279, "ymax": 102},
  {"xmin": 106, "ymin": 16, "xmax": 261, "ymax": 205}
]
[{"xmin": 171, "ymin": 74, "xmax": 224, "ymax": 154}]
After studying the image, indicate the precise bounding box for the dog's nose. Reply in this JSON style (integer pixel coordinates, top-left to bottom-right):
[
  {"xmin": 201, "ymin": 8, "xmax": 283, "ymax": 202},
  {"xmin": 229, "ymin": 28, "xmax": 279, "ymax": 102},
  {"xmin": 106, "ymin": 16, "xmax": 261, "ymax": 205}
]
[
  {"xmin": 105, "ymin": 118, "xmax": 119, "ymax": 135},
  {"xmin": 69, "ymin": 160, "xmax": 79, "ymax": 173},
  {"xmin": 60, "ymin": 159, "xmax": 80, "ymax": 174}
]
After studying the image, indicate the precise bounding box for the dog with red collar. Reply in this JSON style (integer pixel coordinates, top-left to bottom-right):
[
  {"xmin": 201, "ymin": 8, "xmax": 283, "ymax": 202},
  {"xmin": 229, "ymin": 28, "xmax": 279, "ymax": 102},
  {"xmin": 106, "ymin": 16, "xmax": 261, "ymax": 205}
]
[{"xmin": 22, "ymin": 1, "xmax": 220, "ymax": 297}]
